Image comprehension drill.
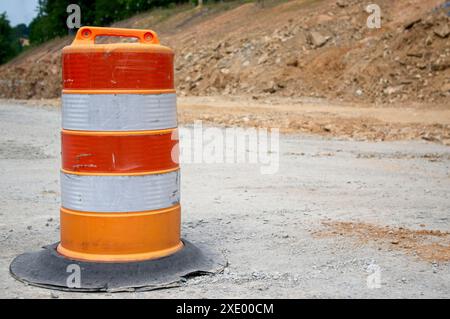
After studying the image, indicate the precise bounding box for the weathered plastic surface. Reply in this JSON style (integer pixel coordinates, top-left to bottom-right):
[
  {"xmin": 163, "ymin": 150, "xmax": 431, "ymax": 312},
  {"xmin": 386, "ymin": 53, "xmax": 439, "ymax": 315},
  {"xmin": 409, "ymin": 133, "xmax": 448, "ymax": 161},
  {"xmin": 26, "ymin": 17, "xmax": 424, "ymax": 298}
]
[
  {"xmin": 61, "ymin": 130, "xmax": 178, "ymax": 173},
  {"xmin": 62, "ymin": 27, "xmax": 174, "ymax": 92}
]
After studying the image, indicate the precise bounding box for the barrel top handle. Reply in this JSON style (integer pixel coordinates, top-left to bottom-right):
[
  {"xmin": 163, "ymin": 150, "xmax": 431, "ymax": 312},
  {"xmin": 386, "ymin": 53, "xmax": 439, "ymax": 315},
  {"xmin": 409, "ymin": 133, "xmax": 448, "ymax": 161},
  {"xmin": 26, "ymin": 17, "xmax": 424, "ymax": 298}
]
[{"xmin": 72, "ymin": 26, "xmax": 160, "ymax": 45}]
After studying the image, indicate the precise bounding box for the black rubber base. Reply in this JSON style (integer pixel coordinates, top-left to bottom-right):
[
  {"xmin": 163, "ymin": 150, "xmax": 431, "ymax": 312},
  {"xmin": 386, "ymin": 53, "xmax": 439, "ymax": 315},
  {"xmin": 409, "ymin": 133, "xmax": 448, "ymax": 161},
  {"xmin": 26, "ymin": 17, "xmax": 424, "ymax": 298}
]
[{"xmin": 10, "ymin": 240, "xmax": 226, "ymax": 292}]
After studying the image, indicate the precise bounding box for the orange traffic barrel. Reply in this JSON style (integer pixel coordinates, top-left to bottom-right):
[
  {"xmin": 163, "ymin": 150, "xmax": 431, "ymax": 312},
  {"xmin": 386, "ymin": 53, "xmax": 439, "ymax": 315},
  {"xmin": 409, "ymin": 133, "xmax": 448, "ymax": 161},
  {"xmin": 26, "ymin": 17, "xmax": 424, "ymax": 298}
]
[
  {"xmin": 59, "ymin": 27, "xmax": 181, "ymax": 262},
  {"xmin": 10, "ymin": 27, "xmax": 224, "ymax": 292}
]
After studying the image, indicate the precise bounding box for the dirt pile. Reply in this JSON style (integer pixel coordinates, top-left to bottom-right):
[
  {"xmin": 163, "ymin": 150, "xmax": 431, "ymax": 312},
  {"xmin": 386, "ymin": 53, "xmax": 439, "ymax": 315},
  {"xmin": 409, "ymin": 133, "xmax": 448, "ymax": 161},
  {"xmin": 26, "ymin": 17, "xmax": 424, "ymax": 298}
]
[
  {"xmin": 177, "ymin": 96, "xmax": 450, "ymax": 144},
  {"xmin": 170, "ymin": 0, "xmax": 450, "ymax": 104},
  {"xmin": 313, "ymin": 221, "xmax": 450, "ymax": 263},
  {"xmin": 0, "ymin": 38, "xmax": 68, "ymax": 99},
  {"xmin": 0, "ymin": 0, "xmax": 449, "ymax": 104}
]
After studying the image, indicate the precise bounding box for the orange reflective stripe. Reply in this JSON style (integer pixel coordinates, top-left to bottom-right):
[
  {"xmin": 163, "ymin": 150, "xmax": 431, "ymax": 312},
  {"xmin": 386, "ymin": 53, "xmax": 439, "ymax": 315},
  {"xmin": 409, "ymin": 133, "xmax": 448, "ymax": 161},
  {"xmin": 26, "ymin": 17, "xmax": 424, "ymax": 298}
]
[
  {"xmin": 61, "ymin": 130, "xmax": 179, "ymax": 174},
  {"xmin": 58, "ymin": 205, "xmax": 182, "ymax": 262},
  {"xmin": 62, "ymin": 51, "xmax": 174, "ymax": 90}
]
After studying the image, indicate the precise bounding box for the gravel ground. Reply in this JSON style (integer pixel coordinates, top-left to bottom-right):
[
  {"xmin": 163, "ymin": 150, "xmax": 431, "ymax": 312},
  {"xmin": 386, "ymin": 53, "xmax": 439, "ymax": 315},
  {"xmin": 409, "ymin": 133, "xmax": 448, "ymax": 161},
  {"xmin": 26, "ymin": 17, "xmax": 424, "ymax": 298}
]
[{"xmin": 0, "ymin": 101, "xmax": 449, "ymax": 299}]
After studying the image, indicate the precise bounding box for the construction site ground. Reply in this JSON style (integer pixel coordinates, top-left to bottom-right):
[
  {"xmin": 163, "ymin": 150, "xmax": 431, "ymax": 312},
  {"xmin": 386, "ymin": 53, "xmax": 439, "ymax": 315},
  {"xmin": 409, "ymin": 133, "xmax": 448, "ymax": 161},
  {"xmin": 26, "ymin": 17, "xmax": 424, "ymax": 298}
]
[{"xmin": 0, "ymin": 98, "xmax": 449, "ymax": 298}]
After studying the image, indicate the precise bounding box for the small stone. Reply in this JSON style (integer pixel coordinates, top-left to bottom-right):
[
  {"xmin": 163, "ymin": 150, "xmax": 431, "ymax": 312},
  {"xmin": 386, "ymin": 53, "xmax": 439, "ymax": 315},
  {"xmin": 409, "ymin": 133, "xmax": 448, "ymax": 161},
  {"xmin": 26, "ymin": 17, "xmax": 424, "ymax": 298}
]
[
  {"xmin": 434, "ymin": 24, "xmax": 450, "ymax": 38},
  {"xmin": 404, "ymin": 18, "xmax": 422, "ymax": 30},
  {"xmin": 407, "ymin": 52, "xmax": 423, "ymax": 58},
  {"xmin": 263, "ymin": 81, "xmax": 277, "ymax": 94},
  {"xmin": 336, "ymin": 0, "xmax": 347, "ymax": 8},
  {"xmin": 416, "ymin": 62, "xmax": 427, "ymax": 70},
  {"xmin": 257, "ymin": 55, "xmax": 268, "ymax": 65},
  {"xmin": 383, "ymin": 86, "xmax": 402, "ymax": 95},
  {"xmin": 286, "ymin": 57, "xmax": 298, "ymax": 67},
  {"xmin": 431, "ymin": 62, "xmax": 450, "ymax": 72},
  {"xmin": 441, "ymin": 83, "xmax": 450, "ymax": 93},
  {"xmin": 400, "ymin": 78, "xmax": 413, "ymax": 85},
  {"xmin": 309, "ymin": 31, "xmax": 330, "ymax": 48},
  {"xmin": 193, "ymin": 74, "xmax": 203, "ymax": 82}
]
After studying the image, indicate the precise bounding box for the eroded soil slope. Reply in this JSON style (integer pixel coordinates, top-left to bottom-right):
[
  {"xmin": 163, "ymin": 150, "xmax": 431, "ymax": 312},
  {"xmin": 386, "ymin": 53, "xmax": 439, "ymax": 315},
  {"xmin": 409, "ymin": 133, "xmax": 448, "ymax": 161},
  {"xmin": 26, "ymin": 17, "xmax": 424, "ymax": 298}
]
[{"xmin": 0, "ymin": 0, "xmax": 449, "ymax": 105}]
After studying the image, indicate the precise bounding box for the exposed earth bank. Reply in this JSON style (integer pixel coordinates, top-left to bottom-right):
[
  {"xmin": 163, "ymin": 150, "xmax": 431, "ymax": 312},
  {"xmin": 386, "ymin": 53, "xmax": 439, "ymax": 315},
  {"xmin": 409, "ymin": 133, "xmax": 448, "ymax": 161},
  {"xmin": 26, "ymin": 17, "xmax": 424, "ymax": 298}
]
[{"xmin": 0, "ymin": 0, "xmax": 449, "ymax": 106}]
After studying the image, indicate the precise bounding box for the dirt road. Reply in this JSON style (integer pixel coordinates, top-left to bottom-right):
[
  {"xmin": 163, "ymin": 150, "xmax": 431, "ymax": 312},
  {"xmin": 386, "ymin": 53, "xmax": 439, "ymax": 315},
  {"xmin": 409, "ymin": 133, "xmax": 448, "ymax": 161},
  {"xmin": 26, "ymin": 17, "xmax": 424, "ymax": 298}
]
[
  {"xmin": 179, "ymin": 96, "xmax": 450, "ymax": 144},
  {"xmin": 0, "ymin": 101, "xmax": 449, "ymax": 298}
]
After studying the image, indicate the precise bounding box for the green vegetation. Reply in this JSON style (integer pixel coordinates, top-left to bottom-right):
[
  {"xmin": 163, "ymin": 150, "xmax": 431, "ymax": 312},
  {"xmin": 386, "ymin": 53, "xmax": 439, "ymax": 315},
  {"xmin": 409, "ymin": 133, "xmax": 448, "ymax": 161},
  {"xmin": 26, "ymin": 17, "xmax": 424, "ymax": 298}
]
[
  {"xmin": 28, "ymin": 0, "xmax": 203, "ymax": 45},
  {"xmin": 0, "ymin": 13, "xmax": 27, "ymax": 64},
  {"xmin": 0, "ymin": 0, "xmax": 245, "ymax": 65}
]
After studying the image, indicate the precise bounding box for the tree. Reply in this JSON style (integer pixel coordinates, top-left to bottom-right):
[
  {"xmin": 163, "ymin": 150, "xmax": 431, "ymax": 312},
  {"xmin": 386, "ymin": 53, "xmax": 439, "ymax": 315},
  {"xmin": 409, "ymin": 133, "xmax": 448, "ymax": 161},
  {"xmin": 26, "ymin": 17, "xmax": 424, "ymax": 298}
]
[
  {"xmin": 0, "ymin": 12, "xmax": 19, "ymax": 64},
  {"xmin": 30, "ymin": 0, "xmax": 96, "ymax": 44},
  {"xmin": 13, "ymin": 24, "xmax": 30, "ymax": 39},
  {"xmin": 28, "ymin": 0, "xmax": 201, "ymax": 45}
]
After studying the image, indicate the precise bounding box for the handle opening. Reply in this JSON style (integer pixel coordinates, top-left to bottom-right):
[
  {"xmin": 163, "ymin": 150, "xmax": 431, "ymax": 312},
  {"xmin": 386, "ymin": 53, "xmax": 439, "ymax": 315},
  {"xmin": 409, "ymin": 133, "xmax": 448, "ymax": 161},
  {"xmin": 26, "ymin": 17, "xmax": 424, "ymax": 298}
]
[{"xmin": 73, "ymin": 27, "xmax": 160, "ymax": 45}]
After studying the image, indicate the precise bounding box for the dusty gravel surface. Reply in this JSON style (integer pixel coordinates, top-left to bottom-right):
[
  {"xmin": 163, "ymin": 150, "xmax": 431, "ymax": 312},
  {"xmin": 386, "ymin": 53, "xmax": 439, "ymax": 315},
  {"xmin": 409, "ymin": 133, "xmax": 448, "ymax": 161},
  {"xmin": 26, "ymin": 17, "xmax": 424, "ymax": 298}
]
[{"xmin": 0, "ymin": 101, "xmax": 449, "ymax": 299}]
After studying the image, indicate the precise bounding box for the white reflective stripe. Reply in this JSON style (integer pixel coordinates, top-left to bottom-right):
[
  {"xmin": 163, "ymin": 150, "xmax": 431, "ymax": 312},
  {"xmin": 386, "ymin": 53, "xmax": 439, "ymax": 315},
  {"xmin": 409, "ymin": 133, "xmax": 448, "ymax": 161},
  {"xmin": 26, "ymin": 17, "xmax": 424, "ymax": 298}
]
[
  {"xmin": 62, "ymin": 93, "xmax": 177, "ymax": 131},
  {"xmin": 61, "ymin": 171, "xmax": 180, "ymax": 213}
]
